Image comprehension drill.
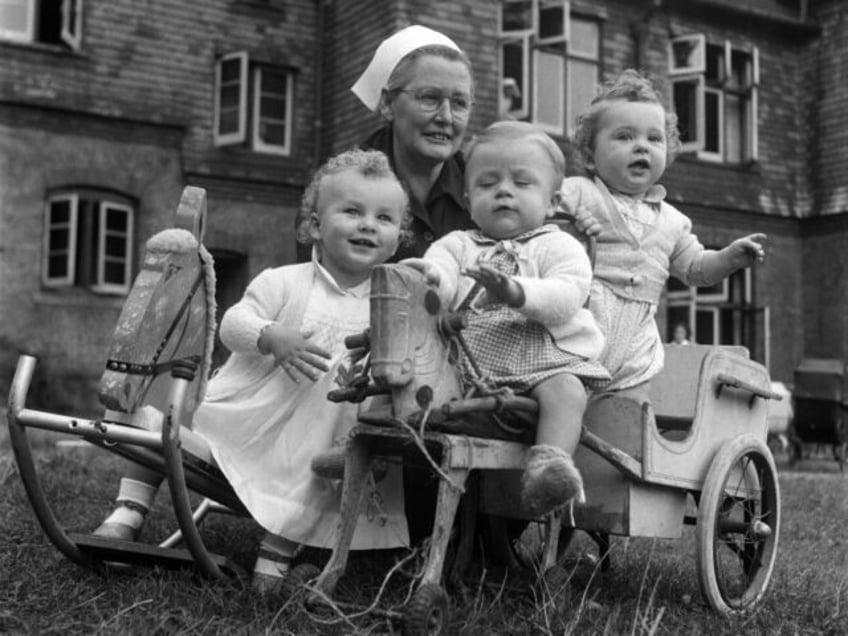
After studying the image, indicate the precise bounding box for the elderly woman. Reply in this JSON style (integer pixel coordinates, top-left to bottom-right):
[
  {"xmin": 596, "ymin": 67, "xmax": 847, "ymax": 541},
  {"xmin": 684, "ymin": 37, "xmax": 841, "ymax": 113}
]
[{"xmin": 352, "ymin": 24, "xmax": 476, "ymax": 259}]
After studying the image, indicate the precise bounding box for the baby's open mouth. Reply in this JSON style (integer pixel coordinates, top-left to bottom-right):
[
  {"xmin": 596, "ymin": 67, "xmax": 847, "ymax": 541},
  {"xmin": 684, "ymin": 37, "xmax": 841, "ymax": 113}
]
[
  {"xmin": 629, "ymin": 159, "xmax": 650, "ymax": 170},
  {"xmin": 350, "ymin": 238, "xmax": 377, "ymax": 247}
]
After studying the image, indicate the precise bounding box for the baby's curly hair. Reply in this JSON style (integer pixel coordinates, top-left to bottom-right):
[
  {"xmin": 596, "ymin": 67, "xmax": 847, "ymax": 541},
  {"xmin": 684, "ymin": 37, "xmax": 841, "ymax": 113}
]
[
  {"xmin": 571, "ymin": 69, "xmax": 682, "ymax": 175},
  {"xmin": 295, "ymin": 148, "xmax": 411, "ymax": 245}
]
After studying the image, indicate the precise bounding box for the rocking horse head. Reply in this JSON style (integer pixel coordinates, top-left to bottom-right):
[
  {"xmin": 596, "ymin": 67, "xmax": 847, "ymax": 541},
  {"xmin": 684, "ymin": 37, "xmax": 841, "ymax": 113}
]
[
  {"xmin": 369, "ymin": 263, "xmax": 462, "ymax": 418},
  {"xmin": 99, "ymin": 187, "xmax": 216, "ymax": 419}
]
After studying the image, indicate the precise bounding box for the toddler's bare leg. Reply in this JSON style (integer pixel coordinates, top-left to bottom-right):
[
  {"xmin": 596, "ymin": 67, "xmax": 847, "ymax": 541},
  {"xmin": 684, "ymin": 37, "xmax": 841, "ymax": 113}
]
[{"xmin": 521, "ymin": 374, "xmax": 587, "ymax": 518}]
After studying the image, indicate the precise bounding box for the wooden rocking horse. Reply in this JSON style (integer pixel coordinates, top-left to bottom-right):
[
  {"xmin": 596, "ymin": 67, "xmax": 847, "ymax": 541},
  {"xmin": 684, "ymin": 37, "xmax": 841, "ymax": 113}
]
[{"xmin": 7, "ymin": 186, "xmax": 248, "ymax": 579}]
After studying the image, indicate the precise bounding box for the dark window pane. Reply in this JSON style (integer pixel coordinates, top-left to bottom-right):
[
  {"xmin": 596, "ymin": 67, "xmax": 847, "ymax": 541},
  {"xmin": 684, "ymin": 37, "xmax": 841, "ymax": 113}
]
[
  {"xmin": 260, "ymin": 95, "xmax": 287, "ymax": 119},
  {"xmin": 259, "ymin": 121, "xmax": 287, "ymax": 146},
  {"xmin": 105, "ymin": 235, "xmax": 126, "ymax": 258},
  {"xmin": 50, "ymin": 199, "xmax": 71, "ymax": 224},
  {"xmin": 49, "ymin": 227, "xmax": 70, "ymax": 249},
  {"xmin": 673, "ymin": 81, "xmax": 697, "ymax": 144},
  {"xmin": 502, "ymin": 1, "xmax": 532, "ymax": 31},
  {"xmin": 103, "ymin": 261, "xmax": 126, "ymax": 284},
  {"xmin": 48, "ymin": 253, "xmax": 68, "ymax": 278},
  {"xmin": 105, "ymin": 211, "xmax": 127, "ymax": 232},
  {"xmin": 704, "ymin": 91, "xmax": 719, "ymax": 152},
  {"xmin": 261, "ymin": 69, "xmax": 288, "ymax": 95},
  {"xmin": 538, "ymin": 4, "xmax": 564, "ymax": 40},
  {"xmin": 220, "ymin": 58, "xmax": 242, "ymax": 83},
  {"xmin": 705, "ymin": 43, "xmax": 723, "ymax": 83},
  {"xmin": 219, "ymin": 110, "xmax": 239, "ymax": 135},
  {"xmin": 502, "ymin": 41, "xmax": 525, "ymax": 112}
]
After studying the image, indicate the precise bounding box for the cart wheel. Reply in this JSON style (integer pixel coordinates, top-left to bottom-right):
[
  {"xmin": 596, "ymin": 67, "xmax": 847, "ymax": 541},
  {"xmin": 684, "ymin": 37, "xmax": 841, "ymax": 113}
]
[
  {"xmin": 279, "ymin": 563, "xmax": 322, "ymax": 601},
  {"xmin": 403, "ymin": 583, "xmax": 449, "ymax": 636},
  {"xmin": 696, "ymin": 435, "xmax": 780, "ymax": 615},
  {"xmin": 479, "ymin": 515, "xmax": 574, "ymax": 572}
]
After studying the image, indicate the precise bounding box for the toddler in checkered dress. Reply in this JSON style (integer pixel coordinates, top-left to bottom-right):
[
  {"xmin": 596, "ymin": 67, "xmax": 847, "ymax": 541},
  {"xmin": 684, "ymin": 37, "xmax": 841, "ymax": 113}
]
[{"xmin": 404, "ymin": 121, "xmax": 609, "ymax": 518}]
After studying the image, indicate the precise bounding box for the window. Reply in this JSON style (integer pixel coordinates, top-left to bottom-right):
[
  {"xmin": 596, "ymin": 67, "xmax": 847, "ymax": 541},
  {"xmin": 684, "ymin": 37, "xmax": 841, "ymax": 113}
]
[
  {"xmin": 43, "ymin": 190, "xmax": 134, "ymax": 295},
  {"xmin": 666, "ymin": 267, "xmax": 752, "ymax": 346},
  {"xmin": 669, "ymin": 35, "xmax": 759, "ymax": 163},
  {"xmin": 0, "ymin": 0, "xmax": 81, "ymax": 49},
  {"xmin": 214, "ymin": 51, "xmax": 294, "ymax": 155},
  {"xmin": 498, "ymin": 0, "xmax": 600, "ymax": 136}
]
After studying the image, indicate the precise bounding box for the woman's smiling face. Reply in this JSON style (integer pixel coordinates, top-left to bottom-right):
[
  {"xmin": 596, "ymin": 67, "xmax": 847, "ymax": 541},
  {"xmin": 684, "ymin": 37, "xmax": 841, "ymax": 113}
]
[
  {"xmin": 383, "ymin": 55, "xmax": 473, "ymax": 166},
  {"xmin": 589, "ymin": 99, "xmax": 668, "ymax": 197}
]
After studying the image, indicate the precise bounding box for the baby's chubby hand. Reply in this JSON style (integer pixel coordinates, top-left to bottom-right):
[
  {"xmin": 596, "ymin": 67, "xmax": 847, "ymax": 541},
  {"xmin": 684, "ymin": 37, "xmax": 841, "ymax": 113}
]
[
  {"xmin": 400, "ymin": 258, "xmax": 440, "ymax": 286},
  {"xmin": 464, "ymin": 264, "xmax": 525, "ymax": 308},
  {"xmin": 557, "ymin": 201, "xmax": 601, "ymax": 238},
  {"xmin": 258, "ymin": 323, "xmax": 331, "ymax": 383},
  {"xmin": 728, "ymin": 233, "xmax": 767, "ymax": 268}
]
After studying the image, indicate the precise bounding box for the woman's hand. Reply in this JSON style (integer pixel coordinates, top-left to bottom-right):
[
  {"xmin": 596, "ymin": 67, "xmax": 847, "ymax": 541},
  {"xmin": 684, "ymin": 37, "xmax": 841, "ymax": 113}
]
[
  {"xmin": 401, "ymin": 258, "xmax": 441, "ymax": 286},
  {"xmin": 258, "ymin": 323, "xmax": 331, "ymax": 382},
  {"xmin": 464, "ymin": 264, "xmax": 525, "ymax": 308}
]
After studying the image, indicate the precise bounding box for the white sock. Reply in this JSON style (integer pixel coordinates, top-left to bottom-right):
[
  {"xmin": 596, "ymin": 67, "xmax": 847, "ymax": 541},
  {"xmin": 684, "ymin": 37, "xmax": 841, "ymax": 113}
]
[
  {"xmin": 116, "ymin": 477, "xmax": 157, "ymax": 510},
  {"xmin": 103, "ymin": 505, "xmax": 144, "ymax": 530}
]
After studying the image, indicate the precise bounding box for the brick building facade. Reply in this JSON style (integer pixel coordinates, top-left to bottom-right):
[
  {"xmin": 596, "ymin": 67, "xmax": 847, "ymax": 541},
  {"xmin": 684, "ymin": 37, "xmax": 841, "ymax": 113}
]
[{"xmin": 0, "ymin": 0, "xmax": 844, "ymax": 413}]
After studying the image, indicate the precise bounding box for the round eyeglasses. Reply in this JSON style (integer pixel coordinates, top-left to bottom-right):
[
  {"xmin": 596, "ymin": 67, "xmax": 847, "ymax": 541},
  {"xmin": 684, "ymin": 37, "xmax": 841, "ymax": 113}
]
[{"xmin": 393, "ymin": 88, "xmax": 473, "ymax": 118}]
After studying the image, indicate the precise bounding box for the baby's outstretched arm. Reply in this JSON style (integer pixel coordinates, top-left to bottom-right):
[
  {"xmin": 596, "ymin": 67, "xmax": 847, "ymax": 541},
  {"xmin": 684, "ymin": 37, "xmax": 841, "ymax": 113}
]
[
  {"xmin": 700, "ymin": 233, "xmax": 766, "ymax": 282},
  {"xmin": 258, "ymin": 323, "xmax": 331, "ymax": 383},
  {"xmin": 464, "ymin": 264, "xmax": 525, "ymax": 307},
  {"xmin": 401, "ymin": 258, "xmax": 441, "ymax": 286}
]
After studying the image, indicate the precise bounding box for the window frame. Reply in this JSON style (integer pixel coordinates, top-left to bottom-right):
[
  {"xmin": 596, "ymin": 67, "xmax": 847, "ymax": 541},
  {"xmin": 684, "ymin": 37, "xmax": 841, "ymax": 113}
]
[
  {"xmin": 214, "ymin": 51, "xmax": 249, "ymax": 147},
  {"xmin": 93, "ymin": 201, "xmax": 133, "ymax": 294},
  {"xmin": 42, "ymin": 190, "xmax": 134, "ymax": 295},
  {"xmin": 251, "ymin": 65, "xmax": 294, "ymax": 156},
  {"xmin": 669, "ymin": 34, "xmax": 758, "ymax": 163},
  {"xmin": 0, "ymin": 0, "xmax": 83, "ymax": 49},
  {"xmin": 498, "ymin": 0, "xmax": 600, "ymax": 137},
  {"xmin": 214, "ymin": 51, "xmax": 295, "ymax": 156},
  {"xmin": 42, "ymin": 192, "xmax": 78, "ymax": 288}
]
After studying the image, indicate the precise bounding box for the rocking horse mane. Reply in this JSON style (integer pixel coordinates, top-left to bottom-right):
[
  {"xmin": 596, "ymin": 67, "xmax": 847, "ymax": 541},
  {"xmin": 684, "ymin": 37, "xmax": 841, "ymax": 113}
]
[{"xmin": 99, "ymin": 188, "xmax": 216, "ymax": 420}]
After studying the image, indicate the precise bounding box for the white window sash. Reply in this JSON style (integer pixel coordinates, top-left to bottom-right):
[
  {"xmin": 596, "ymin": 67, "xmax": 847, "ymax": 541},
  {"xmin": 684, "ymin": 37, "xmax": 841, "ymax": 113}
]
[
  {"xmin": 93, "ymin": 202, "xmax": 132, "ymax": 294},
  {"xmin": 750, "ymin": 47, "xmax": 759, "ymax": 161},
  {"xmin": 672, "ymin": 74, "xmax": 704, "ymax": 153},
  {"xmin": 532, "ymin": 48, "xmax": 564, "ymax": 136},
  {"xmin": 669, "ymin": 34, "xmax": 706, "ymax": 75},
  {"xmin": 252, "ymin": 67, "xmax": 292, "ymax": 155},
  {"xmin": 536, "ymin": 0, "xmax": 569, "ymax": 45},
  {"xmin": 60, "ymin": 0, "xmax": 82, "ymax": 50},
  {"xmin": 499, "ymin": 0, "xmax": 534, "ymax": 37},
  {"xmin": 698, "ymin": 86, "xmax": 723, "ymax": 162},
  {"xmin": 214, "ymin": 51, "xmax": 248, "ymax": 146},
  {"xmin": 42, "ymin": 193, "xmax": 78, "ymax": 287},
  {"xmin": 695, "ymin": 306, "xmax": 720, "ymax": 345},
  {"xmin": 0, "ymin": 0, "xmax": 35, "ymax": 42},
  {"xmin": 500, "ymin": 34, "xmax": 530, "ymax": 120}
]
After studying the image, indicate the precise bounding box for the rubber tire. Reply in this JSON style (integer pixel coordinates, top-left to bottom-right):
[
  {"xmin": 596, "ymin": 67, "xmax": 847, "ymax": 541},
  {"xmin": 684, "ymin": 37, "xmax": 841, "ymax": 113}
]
[
  {"xmin": 403, "ymin": 583, "xmax": 449, "ymax": 636},
  {"xmin": 696, "ymin": 435, "xmax": 780, "ymax": 615}
]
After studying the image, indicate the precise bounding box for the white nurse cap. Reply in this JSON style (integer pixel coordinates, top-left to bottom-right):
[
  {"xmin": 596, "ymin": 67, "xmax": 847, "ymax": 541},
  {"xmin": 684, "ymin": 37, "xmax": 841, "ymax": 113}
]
[{"xmin": 351, "ymin": 25, "xmax": 461, "ymax": 112}]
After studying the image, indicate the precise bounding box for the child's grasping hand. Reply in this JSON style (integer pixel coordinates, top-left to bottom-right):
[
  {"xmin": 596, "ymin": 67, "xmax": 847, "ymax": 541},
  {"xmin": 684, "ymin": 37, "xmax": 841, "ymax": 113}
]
[
  {"xmin": 258, "ymin": 323, "xmax": 331, "ymax": 382},
  {"xmin": 464, "ymin": 264, "xmax": 525, "ymax": 308},
  {"xmin": 726, "ymin": 233, "xmax": 767, "ymax": 268}
]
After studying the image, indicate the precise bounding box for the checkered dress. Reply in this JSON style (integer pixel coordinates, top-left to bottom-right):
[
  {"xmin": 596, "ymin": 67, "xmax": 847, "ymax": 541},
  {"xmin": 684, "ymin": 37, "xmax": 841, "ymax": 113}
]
[{"xmin": 458, "ymin": 248, "xmax": 610, "ymax": 394}]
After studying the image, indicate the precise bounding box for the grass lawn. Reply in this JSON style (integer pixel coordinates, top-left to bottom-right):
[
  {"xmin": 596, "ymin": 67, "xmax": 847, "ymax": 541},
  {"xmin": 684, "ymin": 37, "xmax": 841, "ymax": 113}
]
[{"xmin": 1, "ymin": 432, "xmax": 846, "ymax": 635}]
